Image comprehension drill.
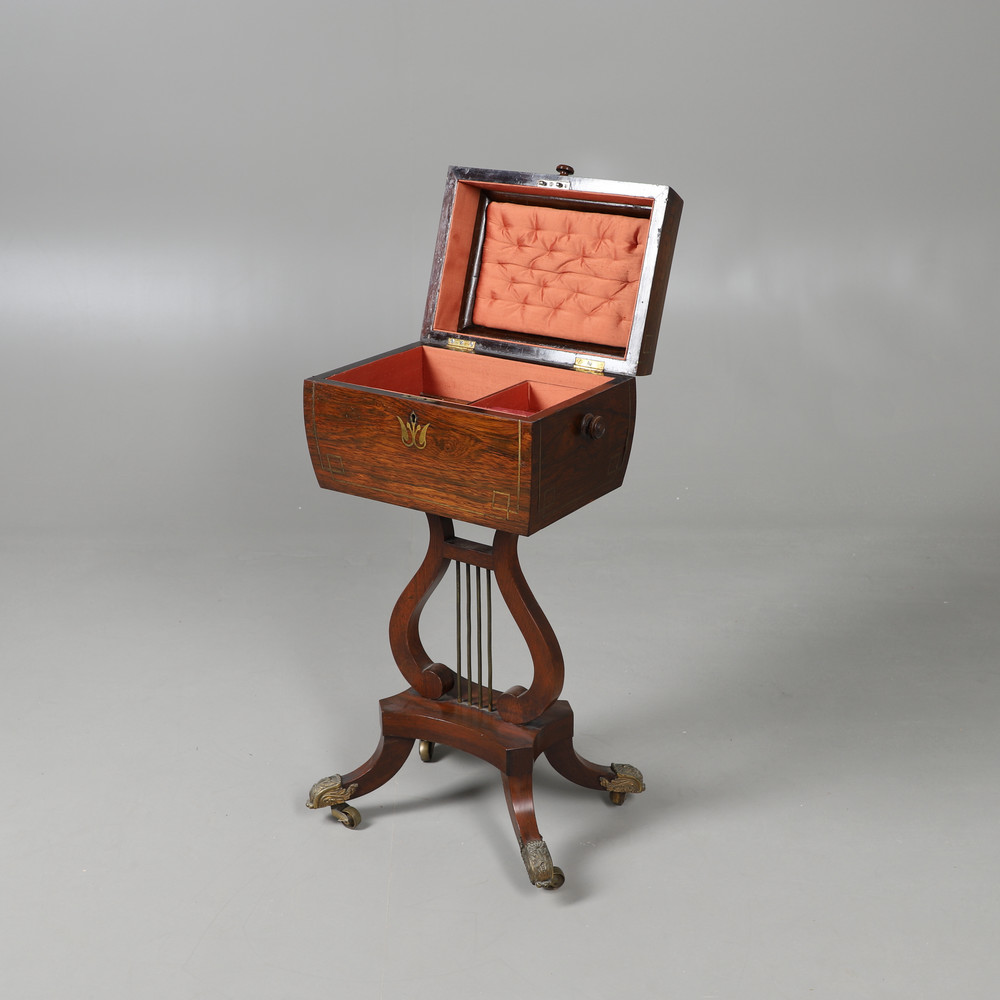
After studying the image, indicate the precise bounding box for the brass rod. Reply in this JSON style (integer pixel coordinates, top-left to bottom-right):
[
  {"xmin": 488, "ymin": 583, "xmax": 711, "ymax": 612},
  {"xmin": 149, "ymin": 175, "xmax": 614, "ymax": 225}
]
[
  {"xmin": 476, "ymin": 566, "xmax": 483, "ymax": 708},
  {"xmin": 487, "ymin": 569, "xmax": 493, "ymax": 711},
  {"xmin": 465, "ymin": 563, "xmax": 472, "ymax": 705},
  {"xmin": 455, "ymin": 561, "xmax": 461, "ymax": 702}
]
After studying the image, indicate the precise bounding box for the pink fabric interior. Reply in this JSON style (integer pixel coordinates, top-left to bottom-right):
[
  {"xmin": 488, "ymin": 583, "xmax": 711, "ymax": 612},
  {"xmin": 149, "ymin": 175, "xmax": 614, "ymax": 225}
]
[
  {"xmin": 331, "ymin": 346, "xmax": 608, "ymax": 414},
  {"xmin": 472, "ymin": 202, "xmax": 649, "ymax": 348},
  {"xmin": 472, "ymin": 380, "xmax": 584, "ymax": 416}
]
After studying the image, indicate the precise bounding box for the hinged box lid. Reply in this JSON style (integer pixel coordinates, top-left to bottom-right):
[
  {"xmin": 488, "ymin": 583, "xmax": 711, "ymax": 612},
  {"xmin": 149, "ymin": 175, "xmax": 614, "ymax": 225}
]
[{"xmin": 421, "ymin": 165, "xmax": 682, "ymax": 377}]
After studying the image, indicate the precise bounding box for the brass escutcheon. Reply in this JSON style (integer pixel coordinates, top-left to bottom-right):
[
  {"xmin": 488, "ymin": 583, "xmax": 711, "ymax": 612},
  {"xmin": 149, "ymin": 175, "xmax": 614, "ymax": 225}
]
[{"xmin": 396, "ymin": 411, "xmax": 430, "ymax": 450}]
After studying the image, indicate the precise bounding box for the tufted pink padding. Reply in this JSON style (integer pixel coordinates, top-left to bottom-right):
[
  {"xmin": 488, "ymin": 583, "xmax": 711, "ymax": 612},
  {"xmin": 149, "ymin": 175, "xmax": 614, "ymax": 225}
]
[{"xmin": 472, "ymin": 202, "xmax": 649, "ymax": 348}]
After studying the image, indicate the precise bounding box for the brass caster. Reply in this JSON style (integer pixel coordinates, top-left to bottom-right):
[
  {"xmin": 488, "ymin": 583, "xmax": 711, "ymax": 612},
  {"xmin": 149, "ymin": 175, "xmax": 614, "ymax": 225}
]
[
  {"xmin": 520, "ymin": 840, "xmax": 565, "ymax": 890},
  {"xmin": 331, "ymin": 804, "xmax": 362, "ymax": 829},
  {"xmin": 538, "ymin": 867, "xmax": 565, "ymax": 890},
  {"xmin": 600, "ymin": 763, "xmax": 645, "ymax": 806},
  {"xmin": 418, "ymin": 740, "xmax": 435, "ymax": 763}
]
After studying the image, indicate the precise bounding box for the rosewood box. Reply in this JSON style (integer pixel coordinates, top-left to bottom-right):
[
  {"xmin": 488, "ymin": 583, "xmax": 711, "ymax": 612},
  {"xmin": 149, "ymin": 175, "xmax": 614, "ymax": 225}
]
[{"xmin": 305, "ymin": 165, "xmax": 682, "ymax": 534}]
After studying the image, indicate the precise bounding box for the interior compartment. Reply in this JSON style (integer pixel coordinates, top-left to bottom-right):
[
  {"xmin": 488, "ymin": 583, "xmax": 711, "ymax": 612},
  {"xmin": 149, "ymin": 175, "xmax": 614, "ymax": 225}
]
[
  {"xmin": 472, "ymin": 381, "xmax": 585, "ymax": 417},
  {"xmin": 330, "ymin": 345, "xmax": 608, "ymax": 414}
]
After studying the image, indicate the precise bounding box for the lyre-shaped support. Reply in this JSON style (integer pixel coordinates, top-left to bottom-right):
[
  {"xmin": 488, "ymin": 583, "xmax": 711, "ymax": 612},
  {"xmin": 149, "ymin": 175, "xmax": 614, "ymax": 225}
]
[
  {"xmin": 387, "ymin": 513, "xmax": 455, "ymax": 700},
  {"xmin": 388, "ymin": 513, "xmax": 564, "ymax": 724},
  {"xmin": 490, "ymin": 529, "xmax": 565, "ymax": 723},
  {"xmin": 310, "ymin": 512, "xmax": 643, "ymax": 890}
]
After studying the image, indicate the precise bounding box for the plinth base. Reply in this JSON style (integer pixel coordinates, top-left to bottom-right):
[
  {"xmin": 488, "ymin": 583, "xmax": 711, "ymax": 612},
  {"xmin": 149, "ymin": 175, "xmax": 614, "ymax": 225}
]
[{"xmin": 307, "ymin": 688, "xmax": 645, "ymax": 889}]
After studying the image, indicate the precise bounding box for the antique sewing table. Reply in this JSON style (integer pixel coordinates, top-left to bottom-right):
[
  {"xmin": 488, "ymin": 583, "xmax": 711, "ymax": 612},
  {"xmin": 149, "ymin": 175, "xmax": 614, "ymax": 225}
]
[{"xmin": 305, "ymin": 165, "xmax": 682, "ymax": 889}]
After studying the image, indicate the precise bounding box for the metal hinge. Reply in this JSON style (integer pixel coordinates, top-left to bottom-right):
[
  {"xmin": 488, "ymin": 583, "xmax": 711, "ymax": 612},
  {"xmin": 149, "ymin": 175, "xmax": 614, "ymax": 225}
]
[
  {"xmin": 447, "ymin": 337, "xmax": 476, "ymax": 353},
  {"xmin": 573, "ymin": 355, "xmax": 606, "ymax": 374}
]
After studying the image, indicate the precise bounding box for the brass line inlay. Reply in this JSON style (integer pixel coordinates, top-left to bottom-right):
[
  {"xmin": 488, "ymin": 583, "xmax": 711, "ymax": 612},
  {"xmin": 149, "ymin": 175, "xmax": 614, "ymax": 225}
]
[
  {"xmin": 344, "ymin": 481, "xmax": 517, "ymax": 525},
  {"xmin": 517, "ymin": 420, "xmax": 522, "ymax": 516},
  {"xmin": 320, "ymin": 453, "xmax": 345, "ymax": 474}
]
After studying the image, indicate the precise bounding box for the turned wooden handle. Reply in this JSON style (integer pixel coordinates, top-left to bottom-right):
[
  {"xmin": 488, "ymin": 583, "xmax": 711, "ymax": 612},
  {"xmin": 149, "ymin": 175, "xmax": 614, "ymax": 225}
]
[{"xmin": 580, "ymin": 413, "xmax": 606, "ymax": 440}]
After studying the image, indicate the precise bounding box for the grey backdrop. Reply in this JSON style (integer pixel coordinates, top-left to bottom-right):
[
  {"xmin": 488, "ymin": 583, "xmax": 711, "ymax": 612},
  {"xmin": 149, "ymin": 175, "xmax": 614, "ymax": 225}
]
[
  {"xmin": 4, "ymin": 0, "xmax": 997, "ymax": 537},
  {"xmin": 2, "ymin": 2, "xmax": 998, "ymax": 998}
]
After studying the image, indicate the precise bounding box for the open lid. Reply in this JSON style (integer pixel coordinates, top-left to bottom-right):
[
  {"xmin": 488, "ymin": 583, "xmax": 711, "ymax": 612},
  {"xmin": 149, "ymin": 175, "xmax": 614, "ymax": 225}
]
[{"xmin": 421, "ymin": 165, "xmax": 682, "ymax": 377}]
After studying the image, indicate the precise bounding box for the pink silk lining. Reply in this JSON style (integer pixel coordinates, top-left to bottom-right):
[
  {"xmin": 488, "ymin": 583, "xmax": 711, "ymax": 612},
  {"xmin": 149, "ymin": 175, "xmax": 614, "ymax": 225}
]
[{"xmin": 472, "ymin": 202, "xmax": 649, "ymax": 348}]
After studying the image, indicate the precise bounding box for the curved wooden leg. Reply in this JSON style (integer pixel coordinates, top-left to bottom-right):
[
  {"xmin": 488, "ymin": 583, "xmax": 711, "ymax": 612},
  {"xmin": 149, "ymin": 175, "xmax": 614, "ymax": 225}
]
[
  {"xmin": 544, "ymin": 738, "xmax": 615, "ymax": 790},
  {"xmin": 306, "ymin": 734, "xmax": 414, "ymax": 827},
  {"xmin": 388, "ymin": 513, "xmax": 456, "ymax": 699},
  {"xmin": 544, "ymin": 739, "xmax": 645, "ymax": 805},
  {"xmin": 492, "ymin": 531, "xmax": 565, "ymax": 725},
  {"xmin": 501, "ymin": 766, "xmax": 565, "ymax": 890}
]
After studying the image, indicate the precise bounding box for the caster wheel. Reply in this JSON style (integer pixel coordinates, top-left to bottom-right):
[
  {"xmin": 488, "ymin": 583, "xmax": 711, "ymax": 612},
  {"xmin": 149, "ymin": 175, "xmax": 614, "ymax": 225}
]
[
  {"xmin": 332, "ymin": 804, "xmax": 362, "ymax": 829},
  {"xmin": 609, "ymin": 790, "xmax": 627, "ymax": 806},
  {"xmin": 418, "ymin": 740, "xmax": 435, "ymax": 763},
  {"xmin": 538, "ymin": 867, "xmax": 565, "ymax": 890}
]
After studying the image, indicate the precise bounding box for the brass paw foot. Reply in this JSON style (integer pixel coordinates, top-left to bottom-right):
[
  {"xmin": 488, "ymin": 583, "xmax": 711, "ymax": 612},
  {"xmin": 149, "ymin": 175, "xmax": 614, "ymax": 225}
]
[
  {"xmin": 307, "ymin": 773, "xmax": 358, "ymax": 808},
  {"xmin": 307, "ymin": 775, "xmax": 362, "ymax": 829},
  {"xmin": 600, "ymin": 763, "xmax": 645, "ymax": 805},
  {"xmin": 520, "ymin": 839, "xmax": 565, "ymax": 890}
]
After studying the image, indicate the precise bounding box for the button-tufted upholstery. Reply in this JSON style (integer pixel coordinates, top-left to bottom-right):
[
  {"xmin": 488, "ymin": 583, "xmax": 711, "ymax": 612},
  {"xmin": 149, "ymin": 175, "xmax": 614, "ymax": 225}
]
[{"xmin": 472, "ymin": 202, "xmax": 649, "ymax": 348}]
